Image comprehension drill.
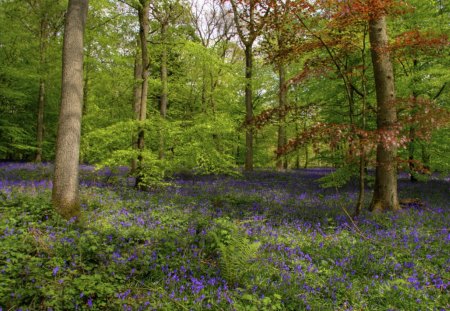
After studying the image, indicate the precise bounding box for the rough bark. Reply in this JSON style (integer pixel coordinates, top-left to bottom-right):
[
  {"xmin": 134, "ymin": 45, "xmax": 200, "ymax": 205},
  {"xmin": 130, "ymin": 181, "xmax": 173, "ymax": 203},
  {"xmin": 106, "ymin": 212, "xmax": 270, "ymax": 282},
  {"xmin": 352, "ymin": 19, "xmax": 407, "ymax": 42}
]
[
  {"xmin": 52, "ymin": 0, "xmax": 88, "ymax": 220},
  {"xmin": 368, "ymin": 15, "xmax": 400, "ymax": 212}
]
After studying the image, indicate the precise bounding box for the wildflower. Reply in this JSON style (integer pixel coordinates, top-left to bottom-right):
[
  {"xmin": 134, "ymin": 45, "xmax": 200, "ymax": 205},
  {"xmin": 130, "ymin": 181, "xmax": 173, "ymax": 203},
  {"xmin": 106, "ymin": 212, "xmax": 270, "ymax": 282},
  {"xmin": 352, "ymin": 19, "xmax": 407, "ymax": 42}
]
[{"xmin": 52, "ymin": 266, "xmax": 59, "ymax": 277}]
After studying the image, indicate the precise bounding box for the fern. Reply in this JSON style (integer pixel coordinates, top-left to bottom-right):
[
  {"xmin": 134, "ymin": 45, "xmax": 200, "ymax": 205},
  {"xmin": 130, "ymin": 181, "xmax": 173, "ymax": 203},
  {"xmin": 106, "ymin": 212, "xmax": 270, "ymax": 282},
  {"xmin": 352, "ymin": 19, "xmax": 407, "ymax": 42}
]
[{"xmin": 209, "ymin": 218, "xmax": 260, "ymax": 285}]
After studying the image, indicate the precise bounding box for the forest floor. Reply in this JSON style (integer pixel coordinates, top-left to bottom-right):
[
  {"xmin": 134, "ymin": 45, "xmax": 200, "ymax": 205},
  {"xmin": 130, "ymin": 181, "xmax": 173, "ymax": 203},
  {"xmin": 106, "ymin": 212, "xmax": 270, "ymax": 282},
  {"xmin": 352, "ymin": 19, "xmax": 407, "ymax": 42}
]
[{"xmin": 0, "ymin": 162, "xmax": 449, "ymax": 310}]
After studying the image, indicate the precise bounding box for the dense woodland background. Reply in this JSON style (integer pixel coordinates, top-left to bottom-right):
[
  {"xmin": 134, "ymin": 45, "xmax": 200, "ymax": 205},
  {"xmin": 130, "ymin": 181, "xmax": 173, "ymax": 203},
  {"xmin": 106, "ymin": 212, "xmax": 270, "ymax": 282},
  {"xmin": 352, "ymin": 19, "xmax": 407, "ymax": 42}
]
[{"xmin": 1, "ymin": 0, "xmax": 448, "ymax": 175}]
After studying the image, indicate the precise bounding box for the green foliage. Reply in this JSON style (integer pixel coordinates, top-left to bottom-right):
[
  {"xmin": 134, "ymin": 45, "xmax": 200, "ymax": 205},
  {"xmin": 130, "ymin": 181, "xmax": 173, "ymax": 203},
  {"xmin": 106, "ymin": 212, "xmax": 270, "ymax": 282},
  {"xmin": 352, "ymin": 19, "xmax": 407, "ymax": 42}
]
[
  {"xmin": 207, "ymin": 217, "xmax": 261, "ymax": 285},
  {"xmin": 318, "ymin": 164, "xmax": 358, "ymax": 188}
]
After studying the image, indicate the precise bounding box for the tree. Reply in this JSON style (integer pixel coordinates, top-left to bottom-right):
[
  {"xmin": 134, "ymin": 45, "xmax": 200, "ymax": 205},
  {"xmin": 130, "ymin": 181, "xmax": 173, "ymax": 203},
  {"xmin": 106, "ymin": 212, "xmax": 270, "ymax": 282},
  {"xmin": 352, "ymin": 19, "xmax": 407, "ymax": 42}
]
[
  {"xmin": 22, "ymin": 0, "xmax": 66, "ymax": 162},
  {"xmin": 227, "ymin": 0, "xmax": 270, "ymax": 171},
  {"xmin": 52, "ymin": 0, "xmax": 89, "ymax": 220},
  {"xmin": 368, "ymin": 11, "xmax": 400, "ymax": 212},
  {"xmin": 150, "ymin": 0, "xmax": 189, "ymax": 159}
]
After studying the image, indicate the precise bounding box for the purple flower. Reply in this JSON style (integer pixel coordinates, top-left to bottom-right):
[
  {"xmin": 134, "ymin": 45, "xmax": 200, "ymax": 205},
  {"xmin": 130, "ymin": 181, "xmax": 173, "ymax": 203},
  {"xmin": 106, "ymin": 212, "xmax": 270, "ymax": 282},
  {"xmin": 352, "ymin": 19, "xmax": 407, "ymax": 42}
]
[{"xmin": 52, "ymin": 266, "xmax": 59, "ymax": 277}]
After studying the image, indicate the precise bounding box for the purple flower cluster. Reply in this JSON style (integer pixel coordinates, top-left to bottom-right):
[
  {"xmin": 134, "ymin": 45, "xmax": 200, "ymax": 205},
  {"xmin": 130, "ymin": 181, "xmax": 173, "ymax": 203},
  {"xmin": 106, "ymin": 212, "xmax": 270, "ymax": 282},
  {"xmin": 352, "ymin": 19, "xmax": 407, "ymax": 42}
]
[{"xmin": 1, "ymin": 163, "xmax": 449, "ymax": 310}]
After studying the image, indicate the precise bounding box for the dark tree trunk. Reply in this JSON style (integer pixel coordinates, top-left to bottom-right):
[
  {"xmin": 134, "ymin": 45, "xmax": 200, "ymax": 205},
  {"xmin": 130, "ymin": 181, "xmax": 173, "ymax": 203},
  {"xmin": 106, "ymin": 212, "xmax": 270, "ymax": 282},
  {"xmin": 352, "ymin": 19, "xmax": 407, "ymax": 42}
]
[
  {"xmin": 52, "ymin": 0, "xmax": 88, "ymax": 220},
  {"xmin": 368, "ymin": 15, "xmax": 400, "ymax": 212},
  {"xmin": 131, "ymin": 38, "xmax": 142, "ymax": 172}
]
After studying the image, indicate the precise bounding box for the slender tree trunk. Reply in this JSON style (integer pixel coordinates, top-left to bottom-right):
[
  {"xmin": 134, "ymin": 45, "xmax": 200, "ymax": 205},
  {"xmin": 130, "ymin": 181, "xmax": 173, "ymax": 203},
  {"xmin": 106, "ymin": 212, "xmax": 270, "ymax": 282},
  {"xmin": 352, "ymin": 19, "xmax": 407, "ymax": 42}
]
[
  {"xmin": 368, "ymin": 15, "xmax": 400, "ymax": 212},
  {"xmin": 52, "ymin": 0, "xmax": 88, "ymax": 220},
  {"xmin": 135, "ymin": 0, "xmax": 150, "ymax": 188},
  {"xmin": 137, "ymin": 1, "xmax": 150, "ymax": 151},
  {"xmin": 276, "ymin": 64, "xmax": 287, "ymax": 171},
  {"xmin": 244, "ymin": 45, "xmax": 253, "ymax": 171},
  {"xmin": 131, "ymin": 38, "xmax": 142, "ymax": 172}
]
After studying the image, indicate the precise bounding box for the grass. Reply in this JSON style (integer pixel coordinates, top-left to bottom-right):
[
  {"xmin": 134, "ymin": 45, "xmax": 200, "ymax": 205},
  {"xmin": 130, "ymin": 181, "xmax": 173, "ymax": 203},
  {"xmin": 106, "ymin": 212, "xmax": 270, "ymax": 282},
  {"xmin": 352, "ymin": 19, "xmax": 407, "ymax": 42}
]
[{"xmin": 0, "ymin": 162, "xmax": 449, "ymax": 310}]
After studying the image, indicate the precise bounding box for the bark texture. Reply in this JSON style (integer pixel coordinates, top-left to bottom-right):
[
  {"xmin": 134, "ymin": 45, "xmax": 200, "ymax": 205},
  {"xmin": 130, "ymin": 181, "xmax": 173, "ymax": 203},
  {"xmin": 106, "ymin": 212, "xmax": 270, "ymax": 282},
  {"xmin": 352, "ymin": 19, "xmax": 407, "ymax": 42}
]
[
  {"xmin": 52, "ymin": 0, "xmax": 88, "ymax": 220},
  {"xmin": 368, "ymin": 15, "xmax": 400, "ymax": 212}
]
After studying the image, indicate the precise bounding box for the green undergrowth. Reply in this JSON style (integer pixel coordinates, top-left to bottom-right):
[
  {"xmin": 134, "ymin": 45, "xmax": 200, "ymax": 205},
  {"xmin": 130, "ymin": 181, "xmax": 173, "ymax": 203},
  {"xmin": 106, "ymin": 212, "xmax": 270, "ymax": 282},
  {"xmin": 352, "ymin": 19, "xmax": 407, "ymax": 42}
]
[{"xmin": 1, "ymin": 183, "xmax": 449, "ymax": 310}]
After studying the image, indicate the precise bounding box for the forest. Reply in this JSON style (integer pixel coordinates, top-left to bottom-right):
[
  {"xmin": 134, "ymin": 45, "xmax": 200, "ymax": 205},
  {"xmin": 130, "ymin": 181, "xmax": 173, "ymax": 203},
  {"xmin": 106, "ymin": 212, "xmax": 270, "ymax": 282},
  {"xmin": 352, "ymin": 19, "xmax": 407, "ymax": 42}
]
[{"xmin": 0, "ymin": 0, "xmax": 449, "ymax": 310}]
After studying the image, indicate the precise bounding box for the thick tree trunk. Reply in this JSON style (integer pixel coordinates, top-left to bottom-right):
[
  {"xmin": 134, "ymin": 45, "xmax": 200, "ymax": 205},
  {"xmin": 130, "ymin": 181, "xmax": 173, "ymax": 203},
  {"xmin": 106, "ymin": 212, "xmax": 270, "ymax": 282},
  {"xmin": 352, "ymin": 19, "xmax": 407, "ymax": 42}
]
[
  {"xmin": 276, "ymin": 64, "xmax": 287, "ymax": 171},
  {"xmin": 35, "ymin": 78, "xmax": 45, "ymax": 162},
  {"xmin": 244, "ymin": 45, "xmax": 253, "ymax": 171},
  {"xmin": 368, "ymin": 16, "xmax": 400, "ymax": 212},
  {"xmin": 52, "ymin": 0, "xmax": 88, "ymax": 220}
]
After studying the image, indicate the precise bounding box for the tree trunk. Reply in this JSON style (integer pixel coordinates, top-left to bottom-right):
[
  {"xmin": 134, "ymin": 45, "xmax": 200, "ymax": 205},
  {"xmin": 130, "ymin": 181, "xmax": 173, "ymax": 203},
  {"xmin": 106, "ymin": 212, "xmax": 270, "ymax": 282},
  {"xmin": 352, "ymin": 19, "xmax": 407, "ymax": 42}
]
[
  {"xmin": 368, "ymin": 15, "xmax": 400, "ymax": 212},
  {"xmin": 131, "ymin": 38, "xmax": 142, "ymax": 172},
  {"xmin": 244, "ymin": 45, "xmax": 253, "ymax": 171},
  {"xmin": 137, "ymin": 1, "xmax": 150, "ymax": 152},
  {"xmin": 276, "ymin": 64, "xmax": 287, "ymax": 171},
  {"xmin": 135, "ymin": 0, "xmax": 150, "ymax": 188},
  {"xmin": 52, "ymin": 0, "xmax": 88, "ymax": 220}
]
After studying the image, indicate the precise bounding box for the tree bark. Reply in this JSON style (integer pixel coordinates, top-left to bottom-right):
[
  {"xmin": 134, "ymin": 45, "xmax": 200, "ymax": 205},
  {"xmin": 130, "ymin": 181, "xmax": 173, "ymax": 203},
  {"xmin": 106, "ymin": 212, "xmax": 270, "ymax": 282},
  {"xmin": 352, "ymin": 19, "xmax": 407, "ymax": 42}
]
[
  {"xmin": 368, "ymin": 15, "xmax": 400, "ymax": 212},
  {"xmin": 131, "ymin": 38, "xmax": 142, "ymax": 172},
  {"xmin": 52, "ymin": 0, "xmax": 88, "ymax": 220},
  {"xmin": 244, "ymin": 45, "xmax": 254, "ymax": 171},
  {"xmin": 137, "ymin": 0, "xmax": 150, "ymax": 152}
]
